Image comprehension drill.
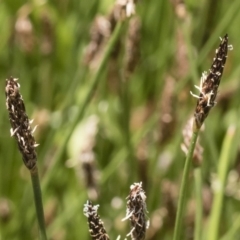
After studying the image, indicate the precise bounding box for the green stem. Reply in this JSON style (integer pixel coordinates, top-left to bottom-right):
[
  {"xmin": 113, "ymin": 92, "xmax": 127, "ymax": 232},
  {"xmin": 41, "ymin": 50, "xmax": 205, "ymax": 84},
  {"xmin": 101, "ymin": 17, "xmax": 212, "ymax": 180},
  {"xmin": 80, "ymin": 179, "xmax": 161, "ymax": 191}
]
[
  {"xmin": 207, "ymin": 126, "xmax": 236, "ymax": 240},
  {"xmin": 173, "ymin": 129, "xmax": 199, "ymax": 240},
  {"xmin": 119, "ymin": 71, "xmax": 137, "ymax": 183},
  {"xmin": 42, "ymin": 21, "xmax": 124, "ymax": 190},
  {"xmin": 193, "ymin": 167, "xmax": 203, "ymax": 240},
  {"xmin": 220, "ymin": 214, "xmax": 240, "ymax": 240},
  {"xmin": 30, "ymin": 166, "xmax": 47, "ymax": 240},
  {"xmin": 197, "ymin": 0, "xmax": 240, "ymax": 65},
  {"xmin": 48, "ymin": 193, "xmax": 87, "ymax": 237}
]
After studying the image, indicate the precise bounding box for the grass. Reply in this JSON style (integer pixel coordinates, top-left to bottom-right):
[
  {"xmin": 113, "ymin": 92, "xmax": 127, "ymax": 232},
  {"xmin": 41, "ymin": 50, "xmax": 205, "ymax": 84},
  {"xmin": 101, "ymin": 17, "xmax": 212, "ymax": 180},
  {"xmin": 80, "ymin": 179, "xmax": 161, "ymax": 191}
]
[{"xmin": 1, "ymin": 0, "xmax": 240, "ymax": 239}]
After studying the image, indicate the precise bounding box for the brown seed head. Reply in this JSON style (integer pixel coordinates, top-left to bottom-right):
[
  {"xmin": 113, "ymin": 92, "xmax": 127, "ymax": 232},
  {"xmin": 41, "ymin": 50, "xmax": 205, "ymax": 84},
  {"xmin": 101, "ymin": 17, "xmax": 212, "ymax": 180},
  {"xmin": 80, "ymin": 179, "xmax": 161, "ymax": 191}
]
[
  {"xmin": 122, "ymin": 182, "xmax": 149, "ymax": 240},
  {"xmin": 83, "ymin": 201, "xmax": 110, "ymax": 240},
  {"xmin": 5, "ymin": 77, "xmax": 38, "ymax": 170},
  {"xmin": 192, "ymin": 34, "xmax": 232, "ymax": 130}
]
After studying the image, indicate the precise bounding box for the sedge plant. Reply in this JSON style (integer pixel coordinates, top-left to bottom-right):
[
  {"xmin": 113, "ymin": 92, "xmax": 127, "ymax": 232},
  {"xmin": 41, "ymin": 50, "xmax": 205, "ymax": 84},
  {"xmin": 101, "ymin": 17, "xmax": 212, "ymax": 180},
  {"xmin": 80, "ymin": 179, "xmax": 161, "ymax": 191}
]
[{"xmin": 173, "ymin": 34, "xmax": 232, "ymax": 240}]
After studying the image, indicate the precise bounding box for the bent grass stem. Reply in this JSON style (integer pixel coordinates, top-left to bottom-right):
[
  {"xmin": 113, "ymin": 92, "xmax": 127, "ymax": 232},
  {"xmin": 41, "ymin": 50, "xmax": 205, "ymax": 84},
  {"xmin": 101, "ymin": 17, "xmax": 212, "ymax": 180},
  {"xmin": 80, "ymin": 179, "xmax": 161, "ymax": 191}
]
[{"xmin": 42, "ymin": 21, "xmax": 125, "ymax": 190}]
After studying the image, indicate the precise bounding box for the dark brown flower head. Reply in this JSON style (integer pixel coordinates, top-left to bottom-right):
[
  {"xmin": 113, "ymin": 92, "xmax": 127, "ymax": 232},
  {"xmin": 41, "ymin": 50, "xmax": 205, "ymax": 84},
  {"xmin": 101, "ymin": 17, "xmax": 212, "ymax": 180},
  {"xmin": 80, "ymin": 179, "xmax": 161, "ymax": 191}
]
[
  {"xmin": 5, "ymin": 77, "xmax": 38, "ymax": 170},
  {"xmin": 122, "ymin": 182, "xmax": 149, "ymax": 240},
  {"xmin": 83, "ymin": 201, "xmax": 110, "ymax": 240},
  {"xmin": 191, "ymin": 34, "xmax": 233, "ymax": 130}
]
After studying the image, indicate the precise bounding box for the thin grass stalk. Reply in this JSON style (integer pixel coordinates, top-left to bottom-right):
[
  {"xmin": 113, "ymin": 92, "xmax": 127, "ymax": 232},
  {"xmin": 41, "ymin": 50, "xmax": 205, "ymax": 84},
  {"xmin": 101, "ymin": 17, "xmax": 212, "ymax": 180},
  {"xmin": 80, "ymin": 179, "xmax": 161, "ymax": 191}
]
[
  {"xmin": 42, "ymin": 21, "xmax": 125, "ymax": 190},
  {"xmin": 197, "ymin": 1, "xmax": 240, "ymax": 64},
  {"xmin": 181, "ymin": 24, "xmax": 199, "ymax": 85},
  {"xmin": 30, "ymin": 167, "xmax": 47, "ymax": 240},
  {"xmin": 193, "ymin": 167, "xmax": 203, "ymax": 240},
  {"xmin": 173, "ymin": 129, "xmax": 199, "ymax": 240},
  {"xmin": 120, "ymin": 72, "xmax": 137, "ymax": 183},
  {"xmin": 219, "ymin": 215, "xmax": 240, "ymax": 240},
  {"xmin": 100, "ymin": 114, "xmax": 156, "ymax": 184},
  {"xmin": 38, "ymin": 68, "xmax": 88, "ymax": 163},
  {"xmin": 119, "ymin": 16, "xmax": 141, "ymax": 183},
  {"xmin": 218, "ymin": 97, "xmax": 240, "ymax": 240},
  {"xmin": 207, "ymin": 125, "xmax": 236, "ymax": 240},
  {"xmin": 48, "ymin": 193, "xmax": 87, "ymax": 236}
]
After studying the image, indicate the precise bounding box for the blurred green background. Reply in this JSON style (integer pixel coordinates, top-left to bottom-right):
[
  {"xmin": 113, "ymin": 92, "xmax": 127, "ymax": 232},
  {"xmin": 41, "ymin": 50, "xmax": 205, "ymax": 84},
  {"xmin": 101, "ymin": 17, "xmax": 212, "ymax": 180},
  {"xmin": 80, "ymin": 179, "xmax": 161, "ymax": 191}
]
[{"xmin": 1, "ymin": 0, "xmax": 240, "ymax": 239}]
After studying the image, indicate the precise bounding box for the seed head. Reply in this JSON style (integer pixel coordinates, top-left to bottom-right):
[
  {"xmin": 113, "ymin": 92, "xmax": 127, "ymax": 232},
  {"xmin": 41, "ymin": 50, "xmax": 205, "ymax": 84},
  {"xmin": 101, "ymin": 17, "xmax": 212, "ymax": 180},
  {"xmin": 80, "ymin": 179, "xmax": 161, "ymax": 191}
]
[
  {"xmin": 122, "ymin": 182, "xmax": 149, "ymax": 240},
  {"xmin": 83, "ymin": 201, "xmax": 110, "ymax": 240},
  {"xmin": 191, "ymin": 34, "xmax": 233, "ymax": 130},
  {"xmin": 5, "ymin": 77, "xmax": 38, "ymax": 170}
]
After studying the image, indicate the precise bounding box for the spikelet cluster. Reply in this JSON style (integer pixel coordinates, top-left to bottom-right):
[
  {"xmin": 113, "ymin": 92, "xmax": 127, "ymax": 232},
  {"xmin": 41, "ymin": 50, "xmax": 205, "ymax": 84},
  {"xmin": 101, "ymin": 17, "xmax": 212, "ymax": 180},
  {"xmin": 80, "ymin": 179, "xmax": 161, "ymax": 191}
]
[
  {"xmin": 122, "ymin": 182, "xmax": 149, "ymax": 240},
  {"xmin": 5, "ymin": 77, "xmax": 38, "ymax": 170},
  {"xmin": 83, "ymin": 201, "xmax": 110, "ymax": 240},
  {"xmin": 191, "ymin": 34, "xmax": 233, "ymax": 130}
]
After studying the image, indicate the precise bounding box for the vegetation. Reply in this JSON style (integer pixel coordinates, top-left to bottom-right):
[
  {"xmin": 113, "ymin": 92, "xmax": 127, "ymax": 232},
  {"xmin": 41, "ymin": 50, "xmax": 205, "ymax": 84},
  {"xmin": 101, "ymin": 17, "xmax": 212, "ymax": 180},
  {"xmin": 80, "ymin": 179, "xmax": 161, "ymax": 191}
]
[{"xmin": 1, "ymin": 0, "xmax": 240, "ymax": 239}]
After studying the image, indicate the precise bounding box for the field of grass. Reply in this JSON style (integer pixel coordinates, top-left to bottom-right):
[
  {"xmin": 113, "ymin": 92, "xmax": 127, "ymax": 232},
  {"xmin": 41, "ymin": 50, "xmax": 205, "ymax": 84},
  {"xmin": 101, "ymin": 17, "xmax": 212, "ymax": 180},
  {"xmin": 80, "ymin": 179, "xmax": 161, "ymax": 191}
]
[{"xmin": 1, "ymin": 0, "xmax": 240, "ymax": 239}]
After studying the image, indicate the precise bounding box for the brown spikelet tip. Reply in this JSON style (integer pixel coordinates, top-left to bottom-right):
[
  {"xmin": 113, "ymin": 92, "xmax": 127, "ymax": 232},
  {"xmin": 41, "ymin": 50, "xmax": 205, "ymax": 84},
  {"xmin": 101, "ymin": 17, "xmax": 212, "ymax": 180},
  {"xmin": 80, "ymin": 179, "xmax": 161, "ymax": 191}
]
[
  {"xmin": 5, "ymin": 77, "xmax": 38, "ymax": 170},
  {"xmin": 83, "ymin": 201, "xmax": 110, "ymax": 240},
  {"xmin": 122, "ymin": 182, "xmax": 149, "ymax": 240},
  {"xmin": 191, "ymin": 34, "xmax": 233, "ymax": 130}
]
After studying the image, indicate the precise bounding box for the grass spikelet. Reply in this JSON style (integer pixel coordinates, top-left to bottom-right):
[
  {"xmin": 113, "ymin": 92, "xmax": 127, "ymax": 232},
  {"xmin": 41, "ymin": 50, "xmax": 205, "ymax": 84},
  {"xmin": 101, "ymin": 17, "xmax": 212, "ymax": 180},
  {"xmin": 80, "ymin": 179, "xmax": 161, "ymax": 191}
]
[
  {"xmin": 83, "ymin": 200, "xmax": 110, "ymax": 240},
  {"xmin": 5, "ymin": 77, "xmax": 38, "ymax": 170},
  {"xmin": 122, "ymin": 182, "xmax": 149, "ymax": 240},
  {"xmin": 191, "ymin": 34, "xmax": 233, "ymax": 130}
]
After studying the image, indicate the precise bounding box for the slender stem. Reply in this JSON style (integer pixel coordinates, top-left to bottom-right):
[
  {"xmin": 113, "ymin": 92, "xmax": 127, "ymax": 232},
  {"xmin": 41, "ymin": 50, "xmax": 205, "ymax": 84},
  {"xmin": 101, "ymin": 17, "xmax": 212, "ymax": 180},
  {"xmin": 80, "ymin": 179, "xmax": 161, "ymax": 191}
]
[
  {"xmin": 197, "ymin": 0, "xmax": 240, "ymax": 65},
  {"xmin": 173, "ymin": 129, "xmax": 199, "ymax": 240},
  {"xmin": 30, "ymin": 166, "xmax": 47, "ymax": 240},
  {"xmin": 207, "ymin": 126, "xmax": 236, "ymax": 240},
  {"xmin": 42, "ymin": 21, "xmax": 125, "ymax": 190},
  {"xmin": 119, "ymin": 71, "xmax": 137, "ymax": 183},
  {"xmin": 48, "ymin": 193, "xmax": 87, "ymax": 236},
  {"xmin": 194, "ymin": 167, "xmax": 203, "ymax": 240},
  {"xmin": 220, "ymin": 214, "xmax": 240, "ymax": 240}
]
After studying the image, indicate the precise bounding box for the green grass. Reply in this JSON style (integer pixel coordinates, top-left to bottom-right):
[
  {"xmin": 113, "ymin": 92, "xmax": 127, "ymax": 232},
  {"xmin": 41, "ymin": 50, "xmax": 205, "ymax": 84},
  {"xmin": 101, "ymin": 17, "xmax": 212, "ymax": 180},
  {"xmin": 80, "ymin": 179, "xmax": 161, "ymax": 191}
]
[{"xmin": 1, "ymin": 0, "xmax": 240, "ymax": 239}]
